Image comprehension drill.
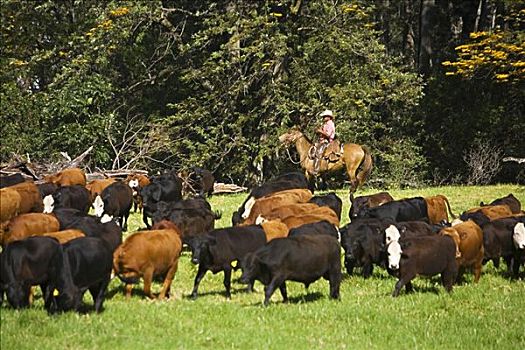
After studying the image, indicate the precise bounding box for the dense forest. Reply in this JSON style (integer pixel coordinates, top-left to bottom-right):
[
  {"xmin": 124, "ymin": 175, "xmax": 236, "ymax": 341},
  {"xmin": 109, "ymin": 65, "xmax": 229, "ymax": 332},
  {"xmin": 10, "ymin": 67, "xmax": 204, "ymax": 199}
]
[{"xmin": 1, "ymin": 0, "xmax": 524, "ymax": 186}]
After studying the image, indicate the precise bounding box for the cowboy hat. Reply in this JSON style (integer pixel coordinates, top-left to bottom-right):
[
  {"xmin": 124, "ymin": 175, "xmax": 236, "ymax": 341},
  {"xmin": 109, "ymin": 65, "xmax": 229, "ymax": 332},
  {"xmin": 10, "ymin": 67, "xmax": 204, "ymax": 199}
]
[{"xmin": 320, "ymin": 109, "xmax": 333, "ymax": 118}]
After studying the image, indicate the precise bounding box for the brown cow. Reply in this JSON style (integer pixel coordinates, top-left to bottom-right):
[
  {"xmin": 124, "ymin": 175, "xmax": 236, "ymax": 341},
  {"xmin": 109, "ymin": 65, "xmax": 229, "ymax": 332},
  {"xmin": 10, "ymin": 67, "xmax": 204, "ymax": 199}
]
[
  {"xmin": 9, "ymin": 181, "xmax": 43, "ymax": 214},
  {"xmin": 44, "ymin": 168, "xmax": 86, "ymax": 186},
  {"xmin": 260, "ymin": 220, "xmax": 289, "ymax": 241},
  {"xmin": 461, "ymin": 205, "xmax": 514, "ymax": 225},
  {"xmin": 241, "ymin": 189, "xmax": 313, "ymax": 225},
  {"xmin": 349, "ymin": 191, "xmax": 394, "ymax": 219},
  {"xmin": 424, "ymin": 195, "xmax": 456, "ymax": 224},
  {"xmin": 280, "ymin": 206, "xmax": 340, "ymax": 230},
  {"xmin": 255, "ymin": 203, "xmax": 321, "ymax": 223},
  {"xmin": 124, "ymin": 173, "xmax": 150, "ymax": 213},
  {"xmin": 0, "ymin": 188, "xmax": 21, "ymax": 223},
  {"xmin": 480, "ymin": 194, "xmax": 521, "ymax": 214},
  {"xmin": 86, "ymin": 178, "xmax": 117, "ymax": 202},
  {"xmin": 0, "ymin": 213, "xmax": 60, "ymax": 246},
  {"xmin": 42, "ymin": 229, "xmax": 85, "ymax": 244},
  {"xmin": 440, "ymin": 220, "xmax": 484, "ymax": 283},
  {"xmin": 113, "ymin": 220, "xmax": 183, "ymax": 299}
]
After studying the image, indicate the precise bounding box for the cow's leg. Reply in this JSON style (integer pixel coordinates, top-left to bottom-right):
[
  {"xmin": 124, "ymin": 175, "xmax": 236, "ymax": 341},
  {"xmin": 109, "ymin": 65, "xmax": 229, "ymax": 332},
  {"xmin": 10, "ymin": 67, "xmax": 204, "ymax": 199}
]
[
  {"xmin": 473, "ymin": 260, "xmax": 483, "ymax": 283},
  {"xmin": 142, "ymin": 212, "xmax": 151, "ymax": 229},
  {"xmin": 512, "ymin": 253, "xmax": 521, "ymax": 279},
  {"xmin": 125, "ymin": 283, "xmax": 133, "ymax": 298},
  {"xmin": 279, "ymin": 282, "xmax": 288, "ymax": 303},
  {"xmin": 223, "ymin": 267, "xmax": 232, "ymax": 299},
  {"xmin": 362, "ymin": 261, "xmax": 374, "ymax": 279},
  {"xmin": 329, "ymin": 269, "xmax": 341, "ymax": 300},
  {"xmin": 405, "ymin": 281, "xmax": 414, "ymax": 293},
  {"xmin": 190, "ymin": 265, "xmax": 207, "ymax": 299},
  {"xmin": 143, "ymin": 266, "xmax": 155, "ymax": 299},
  {"xmin": 159, "ymin": 259, "xmax": 179, "ymax": 299},
  {"xmin": 90, "ymin": 277, "xmax": 110, "ymax": 313},
  {"xmin": 392, "ymin": 272, "xmax": 415, "ymax": 297},
  {"xmin": 41, "ymin": 283, "xmax": 53, "ymax": 310},
  {"xmin": 264, "ymin": 276, "xmax": 284, "ymax": 306}
]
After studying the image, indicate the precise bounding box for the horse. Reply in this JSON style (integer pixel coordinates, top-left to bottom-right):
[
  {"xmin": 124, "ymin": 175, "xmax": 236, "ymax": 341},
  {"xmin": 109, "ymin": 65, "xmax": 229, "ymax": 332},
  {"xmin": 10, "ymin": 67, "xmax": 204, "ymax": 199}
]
[{"xmin": 279, "ymin": 128, "xmax": 373, "ymax": 195}]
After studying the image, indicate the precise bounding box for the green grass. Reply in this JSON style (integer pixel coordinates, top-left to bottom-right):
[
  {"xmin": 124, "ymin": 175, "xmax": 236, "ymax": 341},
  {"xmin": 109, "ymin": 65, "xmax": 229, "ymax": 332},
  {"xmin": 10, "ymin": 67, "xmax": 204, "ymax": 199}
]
[{"xmin": 1, "ymin": 184, "xmax": 525, "ymax": 349}]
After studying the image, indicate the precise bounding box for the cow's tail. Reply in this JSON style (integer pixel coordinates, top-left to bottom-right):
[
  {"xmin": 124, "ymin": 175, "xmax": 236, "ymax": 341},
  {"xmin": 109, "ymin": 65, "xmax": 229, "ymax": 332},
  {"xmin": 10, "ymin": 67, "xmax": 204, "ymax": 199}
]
[
  {"xmin": 440, "ymin": 195, "xmax": 457, "ymax": 219},
  {"xmin": 356, "ymin": 145, "xmax": 373, "ymax": 187}
]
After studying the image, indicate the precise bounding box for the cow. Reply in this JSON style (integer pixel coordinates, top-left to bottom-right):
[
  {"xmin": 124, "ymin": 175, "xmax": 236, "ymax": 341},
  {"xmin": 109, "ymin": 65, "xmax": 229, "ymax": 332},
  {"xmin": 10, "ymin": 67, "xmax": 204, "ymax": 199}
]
[
  {"xmin": 513, "ymin": 222, "xmax": 525, "ymax": 277},
  {"xmin": 42, "ymin": 229, "xmax": 85, "ymax": 244},
  {"xmin": 424, "ymin": 195, "xmax": 456, "ymax": 224},
  {"xmin": 309, "ymin": 192, "xmax": 343, "ymax": 220},
  {"xmin": 47, "ymin": 237, "xmax": 113, "ymax": 314},
  {"xmin": 481, "ymin": 193, "xmax": 521, "ymax": 214},
  {"xmin": 187, "ymin": 225, "xmax": 267, "ymax": 299},
  {"xmin": 0, "ymin": 213, "xmax": 60, "ymax": 246},
  {"xmin": 255, "ymin": 203, "xmax": 322, "ymax": 223},
  {"xmin": 386, "ymin": 235, "xmax": 458, "ymax": 297},
  {"xmin": 85, "ymin": 178, "xmax": 116, "ymax": 202},
  {"xmin": 440, "ymin": 220, "xmax": 484, "ymax": 283},
  {"xmin": 0, "ymin": 188, "xmax": 21, "ymax": 223},
  {"xmin": 179, "ymin": 167, "xmax": 215, "ymax": 197},
  {"xmin": 287, "ymin": 220, "xmax": 339, "ymax": 239},
  {"xmin": 260, "ymin": 220, "xmax": 289, "ymax": 241},
  {"xmin": 278, "ymin": 206, "xmax": 340, "ymax": 230},
  {"xmin": 383, "ymin": 222, "xmax": 437, "ymax": 246},
  {"xmin": 37, "ymin": 182, "xmax": 59, "ymax": 198},
  {"xmin": 141, "ymin": 172, "xmax": 183, "ymax": 228},
  {"xmin": 241, "ymin": 189, "xmax": 314, "ymax": 225},
  {"xmin": 9, "ymin": 181, "xmax": 43, "ymax": 214},
  {"xmin": 113, "ymin": 220, "xmax": 183, "ymax": 299},
  {"xmin": 349, "ymin": 191, "xmax": 394, "ymax": 219},
  {"xmin": 93, "ymin": 181, "xmax": 133, "ymax": 231},
  {"xmin": 152, "ymin": 197, "xmax": 212, "ymax": 221},
  {"xmin": 355, "ymin": 197, "xmax": 428, "ymax": 223},
  {"xmin": 481, "ymin": 217, "xmax": 525, "ymax": 278},
  {"xmin": 43, "ymin": 185, "xmax": 91, "ymax": 214},
  {"xmin": 155, "ymin": 206, "xmax": 219, "ymax": 244},
  {"xmin": 460, "ymin": 205, "xmax": 514, "ymax": 226},
  {"xmin": 231, "ymin": 172, "xmax": 309, "ymax": 225},
  {"xmin": 0, "ymin": 236, "xmax": 62, "ymax": 309},
  {"xmin": 124, "ymin": 173, "xmax": 150, "ymax": 213},
  {"xmin": 239, "ymin": 235, "xmax": 341, "ymax": 306},
  {"xmin": 55, "ymin": 211, "xmax": 122, "ymax": 252},
  {"xmin": 340, "ymin": 218, "xmax": 394, "ymax": 277},
  {"xmin": 0, "ymin": 173, "xmax": 26, "ymax": 189},
  {"xmin": 43, "ymin": 168, "xmax": 86, "ymax": 186}
]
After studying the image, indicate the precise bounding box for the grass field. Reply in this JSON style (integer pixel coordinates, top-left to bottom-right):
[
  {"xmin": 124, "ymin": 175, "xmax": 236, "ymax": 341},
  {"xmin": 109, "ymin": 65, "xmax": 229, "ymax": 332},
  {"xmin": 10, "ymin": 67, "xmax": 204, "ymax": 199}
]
[{"xmin": 1, "ymin": 184, "xmax": 524, "ymax": 349}]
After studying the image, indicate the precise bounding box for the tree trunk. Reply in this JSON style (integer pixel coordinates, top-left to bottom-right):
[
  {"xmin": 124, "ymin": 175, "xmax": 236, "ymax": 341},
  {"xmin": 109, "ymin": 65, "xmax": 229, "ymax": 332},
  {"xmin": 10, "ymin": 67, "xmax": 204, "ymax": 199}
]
[
  {"xmin": 418, "ymin": 0, "xmax": 435, "ymax": 76},
  {"xmin": 473, "ymin": 0, "xmax": 484, "ymax": 32},
  {"xmin": 402, "ymin": 0, "xmax": 416, "ymax": 68}
]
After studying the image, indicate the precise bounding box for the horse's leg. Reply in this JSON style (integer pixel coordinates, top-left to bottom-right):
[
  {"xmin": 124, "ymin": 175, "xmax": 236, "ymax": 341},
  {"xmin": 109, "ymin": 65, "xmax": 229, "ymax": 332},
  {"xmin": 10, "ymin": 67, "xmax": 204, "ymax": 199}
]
[{"xmin": 345, "ymin": 162, "xmax": 359, "ymax": 195}]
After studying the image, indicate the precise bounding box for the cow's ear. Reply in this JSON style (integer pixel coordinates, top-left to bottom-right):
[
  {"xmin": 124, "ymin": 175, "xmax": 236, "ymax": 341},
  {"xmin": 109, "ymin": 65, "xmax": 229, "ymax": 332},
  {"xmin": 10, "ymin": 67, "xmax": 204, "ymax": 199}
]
[{"xmin": 400, "ymin": 226, "xmax": 407, "ymax": 234}]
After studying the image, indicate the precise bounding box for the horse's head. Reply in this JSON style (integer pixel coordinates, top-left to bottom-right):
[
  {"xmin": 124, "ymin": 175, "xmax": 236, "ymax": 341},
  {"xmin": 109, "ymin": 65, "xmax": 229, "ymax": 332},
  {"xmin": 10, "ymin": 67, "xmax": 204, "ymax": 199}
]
[{"xmin": 278, "ymin": 128, "xmax": 304, "ymax": 146}]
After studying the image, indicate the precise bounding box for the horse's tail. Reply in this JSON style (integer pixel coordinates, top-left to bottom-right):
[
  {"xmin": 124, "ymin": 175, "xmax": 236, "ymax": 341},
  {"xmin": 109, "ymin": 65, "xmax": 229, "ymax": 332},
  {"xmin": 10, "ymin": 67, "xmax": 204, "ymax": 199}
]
[{"xmin": 356, "ymin": 145, "xmax": 373, "ymax": 187}]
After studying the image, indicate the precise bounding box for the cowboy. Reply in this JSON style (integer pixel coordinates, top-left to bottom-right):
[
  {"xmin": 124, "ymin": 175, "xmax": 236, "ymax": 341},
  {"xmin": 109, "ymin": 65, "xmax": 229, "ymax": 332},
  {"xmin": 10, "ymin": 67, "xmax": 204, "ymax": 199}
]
[{"xmin": 313, "ymin": 109, "xmax": 336, "ymax": 175}]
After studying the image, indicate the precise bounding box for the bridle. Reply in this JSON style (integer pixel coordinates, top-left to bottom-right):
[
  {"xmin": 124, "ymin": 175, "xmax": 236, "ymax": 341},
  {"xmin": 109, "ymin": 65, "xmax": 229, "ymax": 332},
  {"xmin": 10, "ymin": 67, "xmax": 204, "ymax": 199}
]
[{"xmin": 283, "ymin": 132, "xmax": 307, "ymax": 165}]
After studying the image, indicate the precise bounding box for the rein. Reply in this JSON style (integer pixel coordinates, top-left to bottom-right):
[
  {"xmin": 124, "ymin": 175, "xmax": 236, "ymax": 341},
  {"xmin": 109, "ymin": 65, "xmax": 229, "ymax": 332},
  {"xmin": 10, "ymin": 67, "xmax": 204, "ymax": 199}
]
[{"xmin": 285, "ymin": 133, "xmax": 307, "ymax": 165}]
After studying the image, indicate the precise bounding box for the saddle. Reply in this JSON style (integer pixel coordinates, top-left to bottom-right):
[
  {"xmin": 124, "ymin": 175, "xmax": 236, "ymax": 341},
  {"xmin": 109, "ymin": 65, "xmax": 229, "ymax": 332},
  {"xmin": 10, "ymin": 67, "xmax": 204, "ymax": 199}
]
[{"xmin": 308, "ymin": 140, "xmax": 342, "ymax": 162}]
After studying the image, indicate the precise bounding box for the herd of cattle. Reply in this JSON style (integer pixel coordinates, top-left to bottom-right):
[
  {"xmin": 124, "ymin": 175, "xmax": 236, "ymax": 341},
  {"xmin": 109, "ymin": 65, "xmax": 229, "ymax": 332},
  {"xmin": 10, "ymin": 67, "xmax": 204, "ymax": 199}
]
[{"xmin": 0, "ymin": 168, "xmax": 523, "ymax": 312}]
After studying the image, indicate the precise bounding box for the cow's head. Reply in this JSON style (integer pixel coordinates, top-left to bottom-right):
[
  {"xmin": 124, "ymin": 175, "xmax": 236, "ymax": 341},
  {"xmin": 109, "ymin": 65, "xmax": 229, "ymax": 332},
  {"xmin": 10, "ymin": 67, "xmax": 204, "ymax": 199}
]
[
  {"xmin": 6, "ymin": 282, "xmax": 30, "ymax": 309},
  {"xmin": 43, "ymin": 195, "xmax": 55, "ymax": 213},
  {"xmin": 384, "ymin": 225, "xmax": 400, "ymax": 245},
  {"xmin": 513, "ymin": 222, "xmax": 525, "ymax": 250},
  {"xmin": 53, "ymin": 287, "xmax": 82, "ymax": 313},
  {"xmin": 387, "ymin": 241, "xmax": 403, "ymax": 270},
  {"xmin": 93, "ymin": 195, "xmax": 105, "ymax": 217},
  {"xmin": 241, "ymin": 196, "xmax": 256, "ymax": 220},
  {"xmin": 188, "ymin": 235, "xmax": 215, "ymax": 265}
]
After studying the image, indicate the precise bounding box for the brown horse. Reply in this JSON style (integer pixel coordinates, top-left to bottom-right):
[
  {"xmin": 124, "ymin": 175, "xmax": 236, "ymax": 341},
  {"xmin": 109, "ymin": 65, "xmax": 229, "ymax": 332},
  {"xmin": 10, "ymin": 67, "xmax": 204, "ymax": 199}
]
[{"xmin": 279, "ymin": 128, "xmax": 373, "ymax": 194}]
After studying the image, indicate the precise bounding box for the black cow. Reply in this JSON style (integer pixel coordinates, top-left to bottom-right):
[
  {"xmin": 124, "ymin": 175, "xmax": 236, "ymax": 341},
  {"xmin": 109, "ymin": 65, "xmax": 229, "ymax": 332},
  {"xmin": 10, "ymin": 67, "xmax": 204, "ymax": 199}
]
[
  {"xmin": 232, "ymin": 172, "xmax": 309, "ymax": 225},
  {"xmin": 386, "ymin": 235, "xmax": 458, "ymax": 296},
  {"xmin": 187, "ymin": 226, "xmax": 267, "ymax": 299},
  {"xmin": 47, "ymin": 237, "xmax": 113, "ymax": 313},
  {"xmin": 94, "ymin": 181, "xmax": 133, "ymax": 231},
  {"xmin": 37, "ymin": 182, "xmax": 59, "ymax": 198},
  {"xmin": 159, "ymin": 207, "xmax": 219, "ymax": 244},
  {"xmin": 355, "ymin": 197, "xmax": 428, "ymax": 223},
  {"xmin": 180, "ymin": 167, "xmax": 215, "ymax": 197},
  {"xmin": 481, "ymin": 193, "xmax": 521, "ymax": 214},
  {"xmin": 481, "ymin": 216, "xmax": 525, "ymax": 278},
  {"xmin": 152, "ymin": 197, "xmax": 212, "ymax": 220},
  {"xmin": 309, "ymin": 192, "xmax": 343, "ymax": 220},
  {"xmin": 349, "ymin": 191, "xmax": 394, "ymax": 219},
  {"xmin": 0, "ymin": 236, "xmax": 61, "ymax": 309},
  {"xmin": 340, "ymin": 218, "xmax": 394, "ymax": 277},
  {"xmin": 288, "ymin": 220, "xmax": 339, "ymax": 239},
  {"xmin": 141, "ymin": 172, "xmax": 183, "ymax": 228},
  {"xmin": 0, "ymin": 173, "xmax": 26, "ymax": 189},
  {"xmin": 54, "ymin": 209, "xmax": 122, "ymax": 252},
  {"xmin": 240, "ymin": 235, "xmax": 341, "ymax": 306},
  {"xmin": 43, "ymin": 185, "xmax": 91, "ymax": 214}
]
